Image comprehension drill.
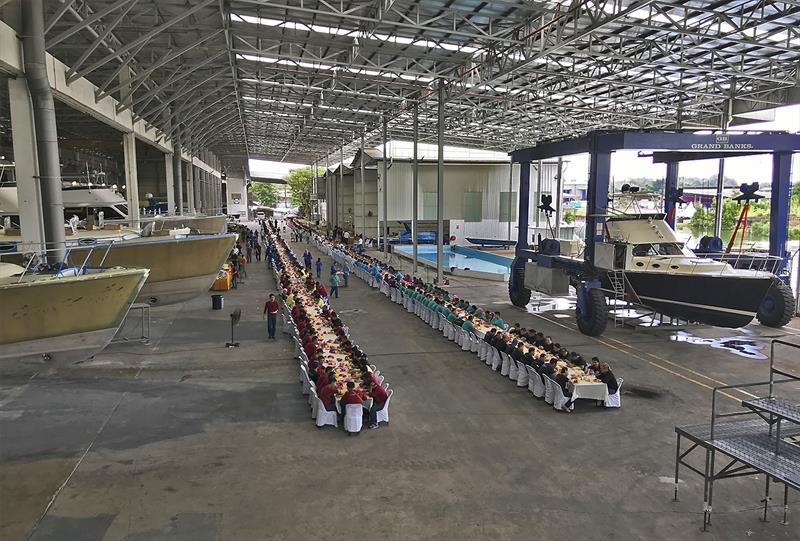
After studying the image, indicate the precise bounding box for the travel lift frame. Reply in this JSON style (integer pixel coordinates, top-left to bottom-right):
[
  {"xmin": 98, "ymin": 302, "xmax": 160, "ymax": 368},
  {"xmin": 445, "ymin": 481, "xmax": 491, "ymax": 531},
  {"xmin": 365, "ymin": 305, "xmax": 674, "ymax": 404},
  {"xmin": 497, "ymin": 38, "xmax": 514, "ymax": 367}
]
[{"xmin": 508, "ymin": 130, "xmax": 800, "ymax": 336}]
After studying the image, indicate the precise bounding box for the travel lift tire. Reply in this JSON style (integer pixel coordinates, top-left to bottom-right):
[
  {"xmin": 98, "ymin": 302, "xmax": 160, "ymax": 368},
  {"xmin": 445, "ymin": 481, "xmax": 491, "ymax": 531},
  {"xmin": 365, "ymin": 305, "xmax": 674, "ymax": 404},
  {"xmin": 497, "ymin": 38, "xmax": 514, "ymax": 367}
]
[
  {"xmin": 509, "ymin": 261, "xmax": 531, "ymax": 307},
  {"xmin": 756, "ymin": 280, "xmax": 795, "ymax": 328},
  {"xmin": 576, "ymin": 287, "xmax": 609, "ymax": 337}
]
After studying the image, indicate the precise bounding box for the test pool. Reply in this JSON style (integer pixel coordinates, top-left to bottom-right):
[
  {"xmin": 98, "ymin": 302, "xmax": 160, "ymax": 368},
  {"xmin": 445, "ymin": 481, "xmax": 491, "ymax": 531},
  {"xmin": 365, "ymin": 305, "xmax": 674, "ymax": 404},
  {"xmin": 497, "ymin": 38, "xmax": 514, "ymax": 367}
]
[{"xmin": 393, "ymin": 245, "xmax": 511, "ymax": 275}]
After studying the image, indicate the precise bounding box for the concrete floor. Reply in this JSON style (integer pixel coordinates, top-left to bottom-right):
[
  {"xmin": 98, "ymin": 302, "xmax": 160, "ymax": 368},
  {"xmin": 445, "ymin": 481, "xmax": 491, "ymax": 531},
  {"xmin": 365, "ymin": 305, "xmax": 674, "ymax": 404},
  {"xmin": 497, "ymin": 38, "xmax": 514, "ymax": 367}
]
[{"xmin": 1, "ymin": 227, "xmax": 799, "ymax": 541}]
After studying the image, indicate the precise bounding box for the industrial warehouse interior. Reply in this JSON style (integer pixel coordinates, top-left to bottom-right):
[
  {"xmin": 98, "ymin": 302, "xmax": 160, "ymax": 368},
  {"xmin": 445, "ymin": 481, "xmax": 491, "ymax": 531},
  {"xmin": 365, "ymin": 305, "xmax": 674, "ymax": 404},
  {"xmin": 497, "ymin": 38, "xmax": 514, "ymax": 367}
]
[{"xmin": 1, "ymin": 1, "xmax": 800, "ymax": 540}]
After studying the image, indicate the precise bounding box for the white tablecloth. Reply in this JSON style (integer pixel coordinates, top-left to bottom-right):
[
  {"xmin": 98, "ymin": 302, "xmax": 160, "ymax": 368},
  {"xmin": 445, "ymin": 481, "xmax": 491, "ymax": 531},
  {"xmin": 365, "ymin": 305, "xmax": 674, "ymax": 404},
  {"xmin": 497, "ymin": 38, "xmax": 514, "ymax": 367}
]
[{"xmin": 568, "ymin": 381, "xmax": 608, "ymax": 402}]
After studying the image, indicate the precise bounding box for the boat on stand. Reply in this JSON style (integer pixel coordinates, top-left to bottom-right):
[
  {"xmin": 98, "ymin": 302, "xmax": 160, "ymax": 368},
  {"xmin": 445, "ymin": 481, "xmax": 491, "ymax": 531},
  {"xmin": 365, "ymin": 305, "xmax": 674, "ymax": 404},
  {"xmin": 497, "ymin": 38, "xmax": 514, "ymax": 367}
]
[{"xmin": 0, "ymin": 246, "xmax": 149, "ymax": 364}]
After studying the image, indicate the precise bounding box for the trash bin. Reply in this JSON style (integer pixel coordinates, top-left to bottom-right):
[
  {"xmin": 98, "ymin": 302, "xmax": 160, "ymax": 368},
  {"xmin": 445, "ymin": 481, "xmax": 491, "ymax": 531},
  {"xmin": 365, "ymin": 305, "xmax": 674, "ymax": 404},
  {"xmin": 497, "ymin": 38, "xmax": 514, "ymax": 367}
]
[{"xmin": 211, "ymin": 294, "xmax": 224, "ymax": 310}]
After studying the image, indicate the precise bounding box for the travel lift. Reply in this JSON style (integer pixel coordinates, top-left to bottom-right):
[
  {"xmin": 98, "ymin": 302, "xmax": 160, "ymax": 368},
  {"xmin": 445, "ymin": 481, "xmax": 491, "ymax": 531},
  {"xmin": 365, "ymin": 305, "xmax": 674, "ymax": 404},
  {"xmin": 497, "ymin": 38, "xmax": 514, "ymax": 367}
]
[{"xmin": 508, "ymin": 130, "xmax": 800, "ymax": 337}]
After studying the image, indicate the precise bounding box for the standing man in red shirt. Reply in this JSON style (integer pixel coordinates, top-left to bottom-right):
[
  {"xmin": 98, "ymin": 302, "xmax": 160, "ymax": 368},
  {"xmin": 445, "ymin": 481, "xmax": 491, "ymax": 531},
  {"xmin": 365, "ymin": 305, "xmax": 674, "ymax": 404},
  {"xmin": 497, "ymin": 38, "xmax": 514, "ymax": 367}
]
[{"xmin": 263, "ymin": 293, "xmax": 280, "ymax": 340}]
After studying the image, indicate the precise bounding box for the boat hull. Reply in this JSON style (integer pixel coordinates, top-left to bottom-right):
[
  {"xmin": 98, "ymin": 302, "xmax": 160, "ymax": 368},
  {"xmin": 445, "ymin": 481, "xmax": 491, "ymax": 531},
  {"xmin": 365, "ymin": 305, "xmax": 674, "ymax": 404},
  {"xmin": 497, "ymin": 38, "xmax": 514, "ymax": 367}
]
[
  {"xmin": 149, "ymin": 215, "xmax": 226, "ymax": 235},
  {"xmin": 70, "ymin": 233, "xmax": 236, "ymax": 306},
  {"xmin": 0, "ymin": 268, "xmax": 148, "ymax": 363},
  {"xmin": 607, "ymin": 272, "xmax": 776, "ymax": 328}
]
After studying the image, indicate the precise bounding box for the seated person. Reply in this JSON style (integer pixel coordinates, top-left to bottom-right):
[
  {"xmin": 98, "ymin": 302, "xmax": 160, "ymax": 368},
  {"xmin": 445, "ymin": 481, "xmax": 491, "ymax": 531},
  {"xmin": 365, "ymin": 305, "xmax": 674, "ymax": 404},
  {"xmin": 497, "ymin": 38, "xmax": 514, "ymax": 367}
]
[
  {"xmin": 368, "ymin": 381, "xmax": 389, "ymax": 429},
  {"xmin": 554, "ymin": 367, "xmax": 573, "ymax": 398},
  {"xmin": 483, "ymin": 328, "xmax": 496, "ymax": 344},
  {"xmin": 598, "ymin": 362, "xmax": 619, "ymax": 394},
  {"xmin": 340, "ymin": 381, "xmax": 364, "ymax": 407},
  {"xmin": 588, "ymin": 357, "xmax": 601, "ymax": 374},
  {"xmin": 491, "ymin": 312, "xmax": 506, "ymax": 328},
  {"xmin": 512, "ymin": 342, "xmax": 525, "ymax": 362},
  {"xmin": 318, "ymin": 379, "xmax": 339, "ymax": 412},
  {"xmin": 308, "ymin": 360, "xmax": 320, "ymax": 383},
  {"xmin": 541, "ymin": 357, "xmax": 558, "ymax": 378},
  {"xmin": 462, "ymin": 317, "xmax": 474, "ymax": 333}
]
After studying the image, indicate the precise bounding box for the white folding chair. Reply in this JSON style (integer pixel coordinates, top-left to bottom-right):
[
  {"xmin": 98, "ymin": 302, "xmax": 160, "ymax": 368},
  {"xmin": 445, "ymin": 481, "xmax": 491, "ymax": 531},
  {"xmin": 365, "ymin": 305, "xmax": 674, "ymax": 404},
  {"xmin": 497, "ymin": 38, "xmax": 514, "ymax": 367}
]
[
  {"xmin": 300, "ymin": 364, "xmax": 310, "ymax": 395},
  {"xmin": 344, "ymin": 403, "xmax": 363, "ymax": 435},
  {"xmin": 461, "ymin": 330, "xmax": 471, "ymax": 351},
  {"xmin": 378, "ymin": 375, "xmax": 385, "ymax": 385},
  {"xmin": 470, "ymin": 333, "xmax": 480, "ymax": 354},
  {"xmin": 375, "ymin": 389, "xmax": 393, "ymax": 424},
  {"xmin": 531, "ymin": 370, "xmax": 546, "ymax": 398},
  {"xmin": 515, "ymin": 361, "xmax": 529, "ymax": 387},
  {"xmin": 381, "ymin": 382, "xmax": 389, "ymax": 391},
  {"xmin": 309, "ymin": 386, "xmax": 318, "ymax": 419},
  {"xmin": 543, "ymin": 375, "xmax": 555, "ymax": 405},
  {"xmin": 500, "ymin": 352, "xmax": 511, "ymax": 376},
  {"xmin": 552, "ymin": 382, "xmax": 574, "ymax": 412},
  {"xmin": 525, "ymin": 366, "xmax": 538, "ymax": 394},
  {"xmin": 315, "ymin": 397, "xmax": 338, "ymax": 427},
  {"xmin": 479, "ymin": 340, "xmax": 488, "ymax": 360},
  {"xmin": 491, "ymin": 348, "xmax": 502, "ymax": 371},
  {"xmin": 508, "ymin": 356, "xmax": 518, "ymax": 380},
  {"xmin": 605, "ymin": 378, "xmax": 623, "ymax": 408}
]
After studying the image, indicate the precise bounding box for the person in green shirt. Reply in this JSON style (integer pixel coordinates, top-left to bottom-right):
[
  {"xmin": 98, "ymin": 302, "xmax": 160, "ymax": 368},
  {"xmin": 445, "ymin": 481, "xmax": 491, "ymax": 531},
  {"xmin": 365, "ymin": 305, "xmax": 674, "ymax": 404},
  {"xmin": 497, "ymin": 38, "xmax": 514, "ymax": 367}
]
[
  {"xmin": 491, "ymin": 312, "xmax": 506, "ymax": 329},
  {"xmin": 466, "ymin": 304, "xmax": 477, "ymax": 314},
  {"xmin": 462, "ymin": 317, "xmax": 474, "ymax": 333}
]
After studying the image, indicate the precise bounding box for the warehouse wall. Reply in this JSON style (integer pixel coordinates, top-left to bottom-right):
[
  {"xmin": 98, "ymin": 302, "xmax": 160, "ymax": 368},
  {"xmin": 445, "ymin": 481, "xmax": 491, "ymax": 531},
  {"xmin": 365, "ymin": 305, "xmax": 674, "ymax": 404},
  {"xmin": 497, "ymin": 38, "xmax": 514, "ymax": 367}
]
[
  {"xmin": 336, "ymin": 173, "xmax": 355, "ymax": 229},
  {"xmin": 375, "ymin": 161, "xmax": 558, "ymax": 243},
  {"xmin": 354, "ymin": 167, "xmax": 379, "ymax": 238},
  {"xmin": 226, "ymin": 177, "xmax": 248, "ymax": 217}
]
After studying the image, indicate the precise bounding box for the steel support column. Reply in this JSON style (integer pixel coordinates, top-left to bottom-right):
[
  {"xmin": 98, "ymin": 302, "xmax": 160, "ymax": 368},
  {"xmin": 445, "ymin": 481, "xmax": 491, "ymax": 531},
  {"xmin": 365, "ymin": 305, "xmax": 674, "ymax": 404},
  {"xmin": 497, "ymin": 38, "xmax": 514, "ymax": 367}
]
[
  {"xmin": 360, "ymin": 130, "xmax": 366, "ymax": 238},
  {"xmin": 412, "ymin": 100, "xmax": 419, "ymax": 274},
  {"xmin": 436, "ymin": 83, "xmax": 444, "ymax": 284},
  {"xmin": 713, "ymin": 159, "xmax": 725, "ymax": 238},
  {"xmin": 7, "ymin": 78, "xmax": 45, "ymax": 252},
  {"xmin": 164, "ymin": 152, "xmax": 175, "ymax": 214},
  {"xmin": 382, "ymin": 115, "xmax": 389, "ymax": 261},
  {"xmin": 122, "ymin": 132, "xmax": 139, "ymax": 228},
  {"xmin": 22, "ymin": 0, "xmax": 65, "ymax": 260},
  {"xmin": 516, "ymin": 162, "xmax": 531, "ymax": 252},
  {"xmin": 769, "ymin": 152, "xmax": 792, "ymax": 261},
  {"xmin": 172, "ymin": 130, "xmax": 183, "ymax": 216},
  {"xmin": 555, "ymin": 157, "xmax": 564, "ymax": 239},
  {"xmin": 507, "ymin": 163, "xmax": 513, "ymax": 241},
  {"xmin": 585, "ymin": 147, "xmax": 612, "ymax": 265},
  {"xmin": 186, "ymin": 156, "xmax": 195, "ymax": 214},
  {"xmin": 664, "ymin": 162, "xmax": 679, "ymax": 228},
  {"xmin": 339, "ymin": 144, "xmax": 344, "ymax": 228}
]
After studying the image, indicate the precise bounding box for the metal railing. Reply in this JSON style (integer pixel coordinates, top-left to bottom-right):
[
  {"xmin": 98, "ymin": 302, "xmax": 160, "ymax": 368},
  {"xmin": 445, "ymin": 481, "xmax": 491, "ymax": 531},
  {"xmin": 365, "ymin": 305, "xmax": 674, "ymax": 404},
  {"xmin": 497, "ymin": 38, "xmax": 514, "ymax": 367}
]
[{"xmin": 4, "ymin": 240, "xmax": 116, "ymax": 283}]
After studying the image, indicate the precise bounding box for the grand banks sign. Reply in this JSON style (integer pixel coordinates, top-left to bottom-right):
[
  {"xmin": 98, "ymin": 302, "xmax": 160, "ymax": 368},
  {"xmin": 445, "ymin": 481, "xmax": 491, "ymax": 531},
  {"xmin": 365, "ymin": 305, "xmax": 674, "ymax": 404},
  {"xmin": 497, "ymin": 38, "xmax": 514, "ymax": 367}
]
[{"xmin": 690, "ymin": 134, "xmax": 754, "ymax": 150}]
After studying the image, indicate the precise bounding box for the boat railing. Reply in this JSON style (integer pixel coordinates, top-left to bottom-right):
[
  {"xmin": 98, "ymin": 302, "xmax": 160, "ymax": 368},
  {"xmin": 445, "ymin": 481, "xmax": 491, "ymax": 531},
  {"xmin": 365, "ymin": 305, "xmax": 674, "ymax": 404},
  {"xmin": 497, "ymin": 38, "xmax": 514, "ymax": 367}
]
[{"xmin": 11, "ymin": 240, "xmax": 116, "ymax": 283}]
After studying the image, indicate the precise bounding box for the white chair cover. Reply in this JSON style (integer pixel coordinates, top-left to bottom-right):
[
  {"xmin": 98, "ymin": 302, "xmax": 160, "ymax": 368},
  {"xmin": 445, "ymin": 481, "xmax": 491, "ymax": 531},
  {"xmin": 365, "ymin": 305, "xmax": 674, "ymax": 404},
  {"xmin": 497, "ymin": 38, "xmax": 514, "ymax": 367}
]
[
  {"xmin": 375, "ymin": 389, "xmax": 393, "ymax": 424},
  {"xmin": 438, "ymin": 315, "xmax": 446, "ymax": 331},
  {"xmin": 551, "ymin": 381, "xmax": 574, "ymax": 412},
  {"xmin": 500, "ymin": 352, "xmax": 510, "ymax": 376},
  {"xmin": 300, "ymin": 365, "xmax": 310, "ymax": 395},
  {"xmin": 461, "ymin": 330, "xmax": 471, "ymax": 351},
  {"xmin": 315, "ymin": 396, "xmax": 338, "ymax": 427},
  {"xmin": 508, "ymin": 356, "xmax": 518, "ymax": 380},
  {"xmin": 344, "ymin": 403, "xmax": 363, "ymax": 434},
  {"xmin": 491, "ymin": 348, "xmax": 502, "ymax": 370},
  {"xmin": 515, "ymin": 361, "xmax": 529, "ymax": 387},
  {"xmin": 605, "ymin": 378, "xmax": 623, "ymax": 408},
  {"xmin": 309, "ymin": 387, "xmax": 318, "ymax": 419},
  {"xmin": 543, "ymin": 375, "xmax": 555, "ymax": 404},
  {"xmin": 526, "ymin": 366, "xmax": 538, "ymax": 394},
  {"xmin": 470, "ymin": 333, "xmax": 480, "ymax": 353},
  {"xmin": 479, "ymin": 341, "xmax": 487, "ymax": 360}
]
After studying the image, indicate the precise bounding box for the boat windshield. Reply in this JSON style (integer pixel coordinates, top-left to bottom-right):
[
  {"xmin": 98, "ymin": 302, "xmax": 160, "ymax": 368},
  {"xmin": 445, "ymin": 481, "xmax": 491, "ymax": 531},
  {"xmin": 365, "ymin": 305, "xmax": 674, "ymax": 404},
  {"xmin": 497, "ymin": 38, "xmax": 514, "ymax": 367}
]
[{"xmin": 631, "ymin": 242, "xmax": 684, "ymax": 257}]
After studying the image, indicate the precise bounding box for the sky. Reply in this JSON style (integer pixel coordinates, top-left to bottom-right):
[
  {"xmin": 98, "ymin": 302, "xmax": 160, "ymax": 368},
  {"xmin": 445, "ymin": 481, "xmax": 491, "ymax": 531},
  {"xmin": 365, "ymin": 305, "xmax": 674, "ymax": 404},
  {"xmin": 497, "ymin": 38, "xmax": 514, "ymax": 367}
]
[{"xmin": 249, "ymin": 104, "xmax": 800, "ymax": 185}]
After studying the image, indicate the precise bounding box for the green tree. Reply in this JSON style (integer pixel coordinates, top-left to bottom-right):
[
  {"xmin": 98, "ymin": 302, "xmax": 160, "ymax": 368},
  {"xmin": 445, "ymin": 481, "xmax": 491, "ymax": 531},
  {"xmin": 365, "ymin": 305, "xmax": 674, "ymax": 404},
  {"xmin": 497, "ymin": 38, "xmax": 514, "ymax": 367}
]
[
  {"xmin": 249, "ymin": 182, "xmax": 279, "ymax": 207},
  {"xmin": 284, "ymin": 166, "xmax": 324, "ymax": 217}
]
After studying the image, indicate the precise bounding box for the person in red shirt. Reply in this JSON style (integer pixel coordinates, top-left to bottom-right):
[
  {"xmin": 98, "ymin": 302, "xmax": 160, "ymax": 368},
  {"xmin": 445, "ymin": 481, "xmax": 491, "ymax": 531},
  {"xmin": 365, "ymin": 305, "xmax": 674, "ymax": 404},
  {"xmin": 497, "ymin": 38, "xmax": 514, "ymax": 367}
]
[
  {"xmin": 340, "ymin": 381, "xmax": 364, "ymax": 406},
  {"xmin": 318, "ymin": 380, "xmax": 339, "ymax": 412},
  {"xmin": 368, "ymin": 382, "xmax": 389, "ymax": 429},
  {"xmin": 291, "ymin": 304, "xmax": 301, "ymax": 320},
  {"xmin": 316, "ymin": 281, "xmax": 328, "ymax": 298},
  {"xmin": 263, "ymin": 293, "xmax": 280, "ymax": 340},
  {"xmin": 303, "ymin": 339, "xmax": 316, "ymax": 359}
]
